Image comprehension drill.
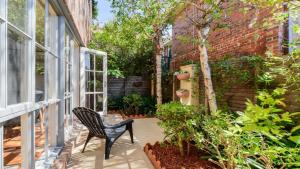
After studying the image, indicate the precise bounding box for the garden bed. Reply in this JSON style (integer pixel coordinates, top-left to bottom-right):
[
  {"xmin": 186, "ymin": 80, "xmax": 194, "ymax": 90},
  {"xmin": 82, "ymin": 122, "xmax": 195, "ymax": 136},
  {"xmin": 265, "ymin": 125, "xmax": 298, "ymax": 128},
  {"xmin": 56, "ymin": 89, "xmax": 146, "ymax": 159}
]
[
  {"xmin": 109, "ymin": 110, "xmax": 154, "ymax": 119},
  {"xmin": 144, "ymin": 142, "xmax": 219, "ymax": 169}
]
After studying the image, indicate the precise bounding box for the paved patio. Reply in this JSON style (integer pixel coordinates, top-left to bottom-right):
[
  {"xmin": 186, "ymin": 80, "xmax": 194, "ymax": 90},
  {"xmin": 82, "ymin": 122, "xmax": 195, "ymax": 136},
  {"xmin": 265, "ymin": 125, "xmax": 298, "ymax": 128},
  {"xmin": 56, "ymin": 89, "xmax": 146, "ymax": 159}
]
[{"xmin": 67, "ymin": 117, "xmax": 164, "ymax": 169}]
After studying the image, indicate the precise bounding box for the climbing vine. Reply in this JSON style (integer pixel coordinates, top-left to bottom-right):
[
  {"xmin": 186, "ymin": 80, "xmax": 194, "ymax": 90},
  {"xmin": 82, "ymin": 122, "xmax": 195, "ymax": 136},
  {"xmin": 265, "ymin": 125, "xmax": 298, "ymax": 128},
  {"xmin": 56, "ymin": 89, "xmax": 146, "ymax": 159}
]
[{"xmin": 210, "ymin": 55, "xmax": 265, "ymax": 110}]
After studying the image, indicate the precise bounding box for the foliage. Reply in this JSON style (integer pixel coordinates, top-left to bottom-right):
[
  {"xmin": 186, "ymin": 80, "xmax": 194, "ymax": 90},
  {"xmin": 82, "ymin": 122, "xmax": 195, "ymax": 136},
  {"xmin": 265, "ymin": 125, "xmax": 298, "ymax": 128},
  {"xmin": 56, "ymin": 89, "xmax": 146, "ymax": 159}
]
[
  {"xmin": 139, "ymin": 96, "xmax": 157, "ymax": 116},
  {"xmin": 185, "ymin": 89, "xmax": 300, "ymax": 169},
  {"xmin": 92, "ymin": 0, "xmax": 98, "ymax": 19},
  {"xmin": 108, "ymin": 97, "xmax": 123, "ymax": 110},
  {"xmin": 235, "ymin": 89, "xmax": 300, "ymax": 168},
  {"xmin": 156, "ymin": 102, "xmax": 205, "ymax": 156},
  {"xmin": 109, "ymin": 0, "xmax": 182, "ymax": 105},
  {"xmin": 108, "ymin": 94, "xmax": 157, "ymax": 116},
  {"xmin": 210, "ymin": 55, "xmax": 265, "ymax": 109},
  {"xmin": 89, "ymin": 21, "xmax": 154, "ymax": 78},
  {"xmin": 123, "ymin": 93, "xmax": 143, "ymax": 115},
  {"xmin": 158, "ymin": 90, "xmax": 299, "ymax": 168}
]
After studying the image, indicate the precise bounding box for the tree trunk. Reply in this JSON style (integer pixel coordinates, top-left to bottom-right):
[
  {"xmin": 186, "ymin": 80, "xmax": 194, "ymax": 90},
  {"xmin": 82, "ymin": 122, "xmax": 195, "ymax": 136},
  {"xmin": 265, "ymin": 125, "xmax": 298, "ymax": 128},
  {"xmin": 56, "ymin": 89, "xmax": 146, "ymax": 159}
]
[
  {"xmin": 197, "ymin": 28, "xmax": 218, "ymax": 113},
  {"xmin": 155, "ymin": 42, "xmax": 162, "ymax": 105}
]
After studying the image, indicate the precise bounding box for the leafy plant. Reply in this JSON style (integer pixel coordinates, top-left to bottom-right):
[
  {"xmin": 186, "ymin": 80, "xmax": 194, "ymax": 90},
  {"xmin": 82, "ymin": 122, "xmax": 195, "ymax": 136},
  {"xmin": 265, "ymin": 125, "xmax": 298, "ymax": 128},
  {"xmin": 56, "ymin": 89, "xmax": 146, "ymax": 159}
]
[
  {"xmin": 108, "ymin": 97, "xmax": 123, "ymax": 110},
  {"xmin": 140, "ymin": 96, "xmax": 157, "ymax": 116},
  {"xmin": 123, "ymin": 93, "xmax": 143, "ymax": 115},
  {"xmin": 210, "ymin": 55, "xmax": 265, "ymax": 109},
  {"xmin": 235, "ymin": 88, "xmax": 300, "ymax": 168},
  {"xmin": 156, "ymin": 102, "xmax": 205, "ymax": 156}
]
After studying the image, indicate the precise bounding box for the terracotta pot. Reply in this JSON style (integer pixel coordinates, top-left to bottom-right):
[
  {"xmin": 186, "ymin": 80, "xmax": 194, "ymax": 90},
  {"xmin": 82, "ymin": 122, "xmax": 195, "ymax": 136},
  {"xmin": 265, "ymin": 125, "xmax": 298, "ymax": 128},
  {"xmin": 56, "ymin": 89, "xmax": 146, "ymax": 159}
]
[
  {"xmin": 176, "ymin": 73, "xmax": 190, "ymax": 80},
  {"xmin": 176, "ymin": 90, "xmax": 189, "ymax": 98}
]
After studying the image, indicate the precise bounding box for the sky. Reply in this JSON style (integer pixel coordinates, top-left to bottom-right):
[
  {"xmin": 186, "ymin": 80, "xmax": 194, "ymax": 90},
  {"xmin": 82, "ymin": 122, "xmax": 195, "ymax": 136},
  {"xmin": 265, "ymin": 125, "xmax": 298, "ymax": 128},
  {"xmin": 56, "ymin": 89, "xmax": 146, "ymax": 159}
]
[{"xmin": 97, "ymin": 0, "xmax": 114, "ymax": 26}]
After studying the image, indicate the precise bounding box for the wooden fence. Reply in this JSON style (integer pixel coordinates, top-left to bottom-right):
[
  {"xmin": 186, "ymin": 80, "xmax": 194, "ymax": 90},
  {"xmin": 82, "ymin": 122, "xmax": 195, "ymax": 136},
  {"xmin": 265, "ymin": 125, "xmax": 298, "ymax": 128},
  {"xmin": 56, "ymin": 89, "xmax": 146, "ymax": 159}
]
[{"xmin": 108, "ymin": 76, "xmax": 150, "ymax": 98}]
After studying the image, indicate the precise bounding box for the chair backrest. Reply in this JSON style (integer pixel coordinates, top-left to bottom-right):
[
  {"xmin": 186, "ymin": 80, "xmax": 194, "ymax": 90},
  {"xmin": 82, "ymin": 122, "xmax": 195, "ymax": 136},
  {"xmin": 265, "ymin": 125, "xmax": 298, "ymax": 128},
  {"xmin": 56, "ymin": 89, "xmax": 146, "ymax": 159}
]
[{"xmin": 72, "ymin": 107, "xmax": 106, "ymax": 137}]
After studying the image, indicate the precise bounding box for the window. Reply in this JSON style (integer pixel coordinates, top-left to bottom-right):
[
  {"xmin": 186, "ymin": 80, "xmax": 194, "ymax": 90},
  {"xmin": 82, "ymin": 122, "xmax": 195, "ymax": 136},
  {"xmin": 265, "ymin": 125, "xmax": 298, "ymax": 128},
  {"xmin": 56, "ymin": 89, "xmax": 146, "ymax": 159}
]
[
  {"xmin": 36, "ymin": 0, "xmax": 45, "ymax": 46},
  {"xmin": 35, "ymin": 47, "xmax": 45, "ymax": 102},
  {"xmin": 64, "ymin": 29, "xmax": 74, "ymax": 139},
  {"xmin": 7, "ymin": 29, "xmax": 29, "ymax": 105},
  {"xmin": 4, "ymin": 117, "xmax": 22, "ymax": 168},
  {"xmin": 8, "ymin": 0, "xmax": 29, "ymax": 33},
  {"xmin": 289, "ymin": 10, "xmax": 300, "ymax": 53},
  {"xmin": 7, "ymin": 0, "xmax": 31, "ymax": 106},
  {"xmin": 85, "ymin": 54, "xmax": 104, "ymax": 112},
  {"xmin": 35, "ymin": 0, "xmax": 58, "ymax": 101}
]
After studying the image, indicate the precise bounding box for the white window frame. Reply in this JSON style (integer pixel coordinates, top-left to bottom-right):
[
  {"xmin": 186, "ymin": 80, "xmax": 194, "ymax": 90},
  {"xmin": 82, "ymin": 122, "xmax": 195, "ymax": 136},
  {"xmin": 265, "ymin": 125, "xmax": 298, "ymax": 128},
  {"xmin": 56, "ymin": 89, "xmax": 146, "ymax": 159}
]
[
  {"xmin": 80, "ymin": 48, "xmax": 107, "ymax": 115},
  {"xmin": 288, "ymin": 8, "xmax": 300, "ymax": 53}
]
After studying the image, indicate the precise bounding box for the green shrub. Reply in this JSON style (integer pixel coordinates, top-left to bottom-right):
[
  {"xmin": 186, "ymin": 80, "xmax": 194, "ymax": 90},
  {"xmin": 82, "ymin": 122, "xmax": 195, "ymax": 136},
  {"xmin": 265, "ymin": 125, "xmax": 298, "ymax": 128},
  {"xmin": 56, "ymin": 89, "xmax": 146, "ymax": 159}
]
[
  {"xmin": 156, "ymin": 102, "xmax": 205, "ymax": 156},
  {"xmin": 235, "ymin": 88, "xmax": 300, "ymax": 168},
  {"xmin": 187, "ymin": 89, "xmax": 300, "ymax": 169},
  {"xmin": 108, "ymin": 97, "xmax": 124, "ymax": 110},
  {"xmin": 140, "ymin": 96, "xmax": 156, "ymax": 116},
  {"xmin": 123, "ymin": 93, "xmax": 143, "ymax": 115}
]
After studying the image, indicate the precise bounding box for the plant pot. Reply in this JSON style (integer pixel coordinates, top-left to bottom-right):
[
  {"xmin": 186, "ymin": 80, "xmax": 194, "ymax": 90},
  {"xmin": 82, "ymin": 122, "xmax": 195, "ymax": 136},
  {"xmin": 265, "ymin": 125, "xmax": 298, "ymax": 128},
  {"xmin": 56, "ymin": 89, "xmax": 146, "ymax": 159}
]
[
  {"xmin": 176, "ymin": 89, "xmax": 189, "ymax": 98},
  {"xmin": 176, "ymin": 73, "xmax": 190, "ymax": 80}
]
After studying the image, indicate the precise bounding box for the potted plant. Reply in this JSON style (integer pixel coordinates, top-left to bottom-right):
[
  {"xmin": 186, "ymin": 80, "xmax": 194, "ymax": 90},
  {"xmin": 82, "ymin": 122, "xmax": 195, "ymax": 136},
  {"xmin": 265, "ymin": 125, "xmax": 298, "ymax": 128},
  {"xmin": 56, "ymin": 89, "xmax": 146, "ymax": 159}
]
[
  {"xmin": 176, "ymin": 89, "xmax": 189, "ymax": 98},
  {"xmin": 174, "ymin": 70, "xmax": 190, "ymax": 80}
]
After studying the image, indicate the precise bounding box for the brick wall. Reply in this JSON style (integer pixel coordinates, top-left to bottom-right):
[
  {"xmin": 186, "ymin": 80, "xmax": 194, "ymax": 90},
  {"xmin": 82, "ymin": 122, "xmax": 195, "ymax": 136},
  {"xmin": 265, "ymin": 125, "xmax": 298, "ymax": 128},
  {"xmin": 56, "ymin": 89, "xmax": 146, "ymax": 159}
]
[
  {"xmin": 62, "ymin": 0, "xmax": 92, "ymax": 46},
  {"xmin": 171, "ymin": 2, "xmax": 286, "ymax": 111}
]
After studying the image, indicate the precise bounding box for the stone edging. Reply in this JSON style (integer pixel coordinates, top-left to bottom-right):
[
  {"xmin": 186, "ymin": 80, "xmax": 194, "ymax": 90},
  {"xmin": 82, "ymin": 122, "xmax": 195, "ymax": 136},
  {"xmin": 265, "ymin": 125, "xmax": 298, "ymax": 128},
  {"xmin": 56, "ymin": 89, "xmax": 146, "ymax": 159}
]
[{"xmin": 144, "ymin": 142, "xmax": 166, "ymax": 169}]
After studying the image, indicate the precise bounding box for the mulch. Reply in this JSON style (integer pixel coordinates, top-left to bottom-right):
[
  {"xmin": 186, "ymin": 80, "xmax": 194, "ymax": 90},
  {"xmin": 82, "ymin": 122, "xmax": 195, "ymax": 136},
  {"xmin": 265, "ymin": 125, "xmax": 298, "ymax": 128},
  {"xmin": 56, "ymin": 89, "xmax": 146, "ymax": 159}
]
[
  {"xmin": 108, "ymin": 110, "xmax": 153, "ymax": 119},
  {"xmin": 150, "ymin": 142, "xmax": 220, "ymax": 169}
]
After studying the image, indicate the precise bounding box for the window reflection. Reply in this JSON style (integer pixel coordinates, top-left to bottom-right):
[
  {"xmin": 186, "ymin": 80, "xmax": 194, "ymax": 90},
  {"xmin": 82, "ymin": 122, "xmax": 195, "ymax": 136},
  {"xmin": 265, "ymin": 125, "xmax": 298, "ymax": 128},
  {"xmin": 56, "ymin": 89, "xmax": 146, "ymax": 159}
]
[
  {"xmin": 35, "ymin": 47, "xmax": 45, "ymax": 102},
  {"xmin": 7, "ymin": 29, "xmax": 28, "ymax": 105},
  {"xmin": 8, "ymin": 0, "xmax": 29, "ymax": 33},
  {"xmin": 36, "ymin": 0, "xmax": 45, "ymax": 46}
]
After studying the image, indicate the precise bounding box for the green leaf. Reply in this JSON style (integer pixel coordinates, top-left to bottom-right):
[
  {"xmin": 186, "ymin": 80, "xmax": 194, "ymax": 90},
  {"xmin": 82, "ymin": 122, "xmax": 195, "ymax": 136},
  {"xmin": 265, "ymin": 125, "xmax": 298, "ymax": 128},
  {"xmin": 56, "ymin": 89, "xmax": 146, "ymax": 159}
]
[{"xmin": 289, "ymin": 136, "xmax": 300, "ymax": 144}]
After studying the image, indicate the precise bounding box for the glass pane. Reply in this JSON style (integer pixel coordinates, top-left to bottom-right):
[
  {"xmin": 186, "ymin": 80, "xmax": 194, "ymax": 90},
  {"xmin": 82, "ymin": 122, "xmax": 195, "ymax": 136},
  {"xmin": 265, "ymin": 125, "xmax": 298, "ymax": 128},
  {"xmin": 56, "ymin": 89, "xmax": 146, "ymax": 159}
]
[
  {"xmin": 96, "ymin": 94, "xmax": 103, "ymax": 112},
  {"xmin": 85, "ymin": 94, "xmax": 94, "ymax": 111},
  {"xmin": 4, "ymin": 117, "xmax": 22, "ymax": 168},
  {"xmin": 48, "ymin": 4, "xmax": 58, "ymax": 54},
  {"xmin": 8, "ymin": 0, "xmax": 29, "ymax": 33},
  {"xmin": 48, "ymin": 54, "xmax": 58, "ymax": 99},
  {"xmin": 64, "ymin": 99, "xmax": 72, "ymax": 140},
  {"xmin": 64, "ymin": 63, "xmax": 71, "ymax": 94},
  {"xmin": 95, "ymin": 72, "xmax": 103, "ymax": 92},
  {"xmin": 7, "ymin": 29, "xmax": 28, "ymax": 105},
  {"xmin": 0, "ymin": 1, "xmax": 4, "ymax": 18},
  {"xmin": 35, "ymin": 47, "xmax": 45, "ymax": 102},
  {"xmin": 85, "ymin": 71, "xmax": 94, "ymax": 92},
  {"xmin": 36, "ymin": 0, "xmax": 45, "ymax": 46},
  {"xmin": 85, "ymin": 54, "xmax": 94, "ymax": 70},
  {"xmin": 95, "ymin": 56, "xmax": 103, "ymax": 71}
]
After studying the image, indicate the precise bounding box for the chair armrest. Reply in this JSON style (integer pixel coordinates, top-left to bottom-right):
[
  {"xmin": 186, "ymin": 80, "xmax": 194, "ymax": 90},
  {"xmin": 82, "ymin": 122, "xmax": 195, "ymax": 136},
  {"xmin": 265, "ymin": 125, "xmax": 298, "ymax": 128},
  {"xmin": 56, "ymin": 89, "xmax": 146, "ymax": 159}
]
[{"xmin": 104, "ymin": 119, "xmax": 134, "ymax": 129}]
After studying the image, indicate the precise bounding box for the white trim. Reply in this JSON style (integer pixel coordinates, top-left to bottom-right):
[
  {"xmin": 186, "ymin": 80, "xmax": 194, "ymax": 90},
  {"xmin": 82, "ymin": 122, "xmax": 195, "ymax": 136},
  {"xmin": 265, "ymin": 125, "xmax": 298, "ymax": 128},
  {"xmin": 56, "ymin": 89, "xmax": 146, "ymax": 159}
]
[
  {"xmin": 81, "ymin": 47, "xmax": 107, "ymax": 56},
  {"xmin": 103, "ymin": 52, "xmax": 107, "ymax": 115},
  {"xmin": 0, "ymin": 99, "xmax": 60, "ymax": 123},
  {"xmin": 0, "ymin": 15, "xmax": 6, "ymax": 109},
  {"xmin": 80, "ymin": 48, "xmax": 107, "ymax": 114},
  {"xmin": 7, "ymin": 22, "xmax": 32, "ymax": 40},
  {"xmin": 21, "ymin": 112, "xmax": 35, "ymax": 169},
  {"xmin": 288, "ymin": 9, "xmax": 300, "ymax": 53},
  {"xmin": 0, "ymin": 123, "xmax": 3, "ymax": 169}
]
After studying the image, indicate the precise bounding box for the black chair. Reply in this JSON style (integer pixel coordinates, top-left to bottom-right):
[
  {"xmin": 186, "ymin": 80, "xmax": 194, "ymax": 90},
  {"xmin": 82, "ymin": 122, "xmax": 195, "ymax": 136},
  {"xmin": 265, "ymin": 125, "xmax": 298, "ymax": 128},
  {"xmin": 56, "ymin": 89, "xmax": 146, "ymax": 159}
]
[{"xmin": 72, "ymin": 107, "xmax": 134, "ymax": 159}]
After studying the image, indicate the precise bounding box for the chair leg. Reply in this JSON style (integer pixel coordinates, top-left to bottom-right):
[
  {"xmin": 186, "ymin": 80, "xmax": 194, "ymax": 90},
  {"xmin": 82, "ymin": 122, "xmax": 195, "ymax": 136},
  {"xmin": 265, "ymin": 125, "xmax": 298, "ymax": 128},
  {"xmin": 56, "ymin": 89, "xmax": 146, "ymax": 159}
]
[
  {"xmin": 127, "ymin": 124, "xmax": 134, "ymax": 144},
  {"xmin": 105, "ymin": 138, "xmax": 112, "ymax": 159},
  {"xmin": 82, "ymin": 132, "xmax": 93, "ymax": 153}
]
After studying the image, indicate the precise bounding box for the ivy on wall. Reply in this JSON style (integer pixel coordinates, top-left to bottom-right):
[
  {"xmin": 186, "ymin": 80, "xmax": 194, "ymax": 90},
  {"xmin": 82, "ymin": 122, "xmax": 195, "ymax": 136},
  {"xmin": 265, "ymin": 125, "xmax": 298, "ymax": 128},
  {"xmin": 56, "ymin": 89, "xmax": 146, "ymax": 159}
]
[{"xmin": 210, "ymin": 55, "xmax": 265, "ymax": 110}]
